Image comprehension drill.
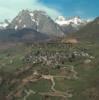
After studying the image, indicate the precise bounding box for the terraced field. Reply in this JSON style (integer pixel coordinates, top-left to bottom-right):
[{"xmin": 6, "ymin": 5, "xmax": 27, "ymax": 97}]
[{"xmin": 0, "ymin": 42, "xmax": 99, "ymax": 100}]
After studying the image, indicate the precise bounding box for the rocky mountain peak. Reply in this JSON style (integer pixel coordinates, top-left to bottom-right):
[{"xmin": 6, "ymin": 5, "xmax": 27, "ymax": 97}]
[
  {"xmin": 33, "ymin": 10, "xmax": 47, "ymax": 15},
  {"xmin": 7, "ymin": 9, "xmax": 64, "ymax": 37}
]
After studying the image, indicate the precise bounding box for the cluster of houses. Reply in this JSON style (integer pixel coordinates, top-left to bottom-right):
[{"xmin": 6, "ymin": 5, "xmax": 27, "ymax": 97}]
[{"xmin": 24, "ymin": 43, "xmax": 94, "ymax": 67}]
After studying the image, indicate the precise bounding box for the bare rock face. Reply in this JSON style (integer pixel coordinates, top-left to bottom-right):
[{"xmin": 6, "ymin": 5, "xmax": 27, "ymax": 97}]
[
  {"xmin": 7, "ymin": 10, "xmax": 37, "ymax": 30},
  {"xmin": 7, "ymin": 10, "xmax": 64, "ymax": 37}
]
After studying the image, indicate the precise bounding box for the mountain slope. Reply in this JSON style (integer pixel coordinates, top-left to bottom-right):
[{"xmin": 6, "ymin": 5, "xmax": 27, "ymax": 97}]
[
  {"xmin": 70, "ymin": 17, "xmax": 99, "ymax": 42},
  {"xmin": 55, "ymin": 16, "xmax": 88, "ymax": 34},
  {"xmin": 0, "ymin": 29, "xmax": 50, "ymax": 42},
  {"xmin": 7, "ymin": 10, "xmax": 64, "ymax": 37}
]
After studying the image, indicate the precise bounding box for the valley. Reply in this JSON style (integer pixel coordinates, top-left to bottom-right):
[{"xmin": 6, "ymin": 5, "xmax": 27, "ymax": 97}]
[{"xmin": 0, "ymin": 41, "xmax": 99, "ymax": 100}]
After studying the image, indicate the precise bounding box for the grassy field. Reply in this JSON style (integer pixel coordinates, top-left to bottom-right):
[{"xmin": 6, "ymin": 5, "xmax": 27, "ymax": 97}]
[{"xmin": 0, "ymin": 42, "xmax": 99, "ymax": 100}]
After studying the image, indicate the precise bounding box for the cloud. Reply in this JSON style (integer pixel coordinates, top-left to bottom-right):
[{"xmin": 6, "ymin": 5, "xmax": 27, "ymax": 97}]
[{"xmin": 0, "ymin": 0, "xmax": 61, "ymax": 21}]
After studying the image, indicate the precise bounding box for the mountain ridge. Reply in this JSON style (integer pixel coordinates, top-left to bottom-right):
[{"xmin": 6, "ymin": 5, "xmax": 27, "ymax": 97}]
[
  {"xmin": 55, "ymin": 16, "xmax": 90, "ymax": 34},
  {"xmin": 7, "ymin": 10, "xmax": 64, "ymax": 37},
  {"xmin": 0, "ymin": 9, "xmax": 91, "ymax": 36}
]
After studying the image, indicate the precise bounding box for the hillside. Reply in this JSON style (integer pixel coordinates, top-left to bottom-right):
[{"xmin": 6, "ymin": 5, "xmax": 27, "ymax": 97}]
[
  {"xmin": 70, "ymin": 17, "xmax": 99, "ymax": 42},
  {"xmin": 0, "ymin": 29, "xmax": 50, "ymax": 42}
]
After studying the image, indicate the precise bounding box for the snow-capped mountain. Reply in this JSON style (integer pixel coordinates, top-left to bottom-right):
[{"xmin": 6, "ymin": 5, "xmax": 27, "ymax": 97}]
[
  {"xmin": 55, "ymin": 16, "xmax": 88, "ymax": 26},
  {"xmin": 7, "ymin": 10, "xmax": 64, "ymax": 37},
  {"xmin": 0, "ymin": 19, "xmax": 10, "ymax": 29},
  {"xmin": 0, "ymin": 9, "xmax": 92, "ymax": 40},
  {"xmin": 55, "ymin": 16, "xmax": 89, "ymax": 33}
]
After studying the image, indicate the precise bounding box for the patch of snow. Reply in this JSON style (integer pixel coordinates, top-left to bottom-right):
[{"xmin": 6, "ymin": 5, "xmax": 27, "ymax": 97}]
[
  {"xmin": 15, "ymin": 25, "xmax": 18, "ymax": 30},
  {"xmin": 55, "ymin": 16, "xmax": 87, "ymax": 26},
  {"xmin": 31, "ymin": 18, "xmax": 36, "ymax": 22},
  {"xmin": 30, "ymin": 13, "xmax": 34, "ymax": 17},
  {"xmin": 56, "ymin": 20, "xmax": 70, "ymax": 26},
  {"xmin": 23, "ymin": 25, "xmax": 26, "ymax": 28},
  {"xmin": 0, "ymin": 23, "xmax": 8, "ymax": 28}
]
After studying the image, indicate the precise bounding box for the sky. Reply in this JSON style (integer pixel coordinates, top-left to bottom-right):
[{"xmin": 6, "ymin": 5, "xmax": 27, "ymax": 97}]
[{"xmin": 0, "ymin": 0, "xmax": 99, "ymax": 21}]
